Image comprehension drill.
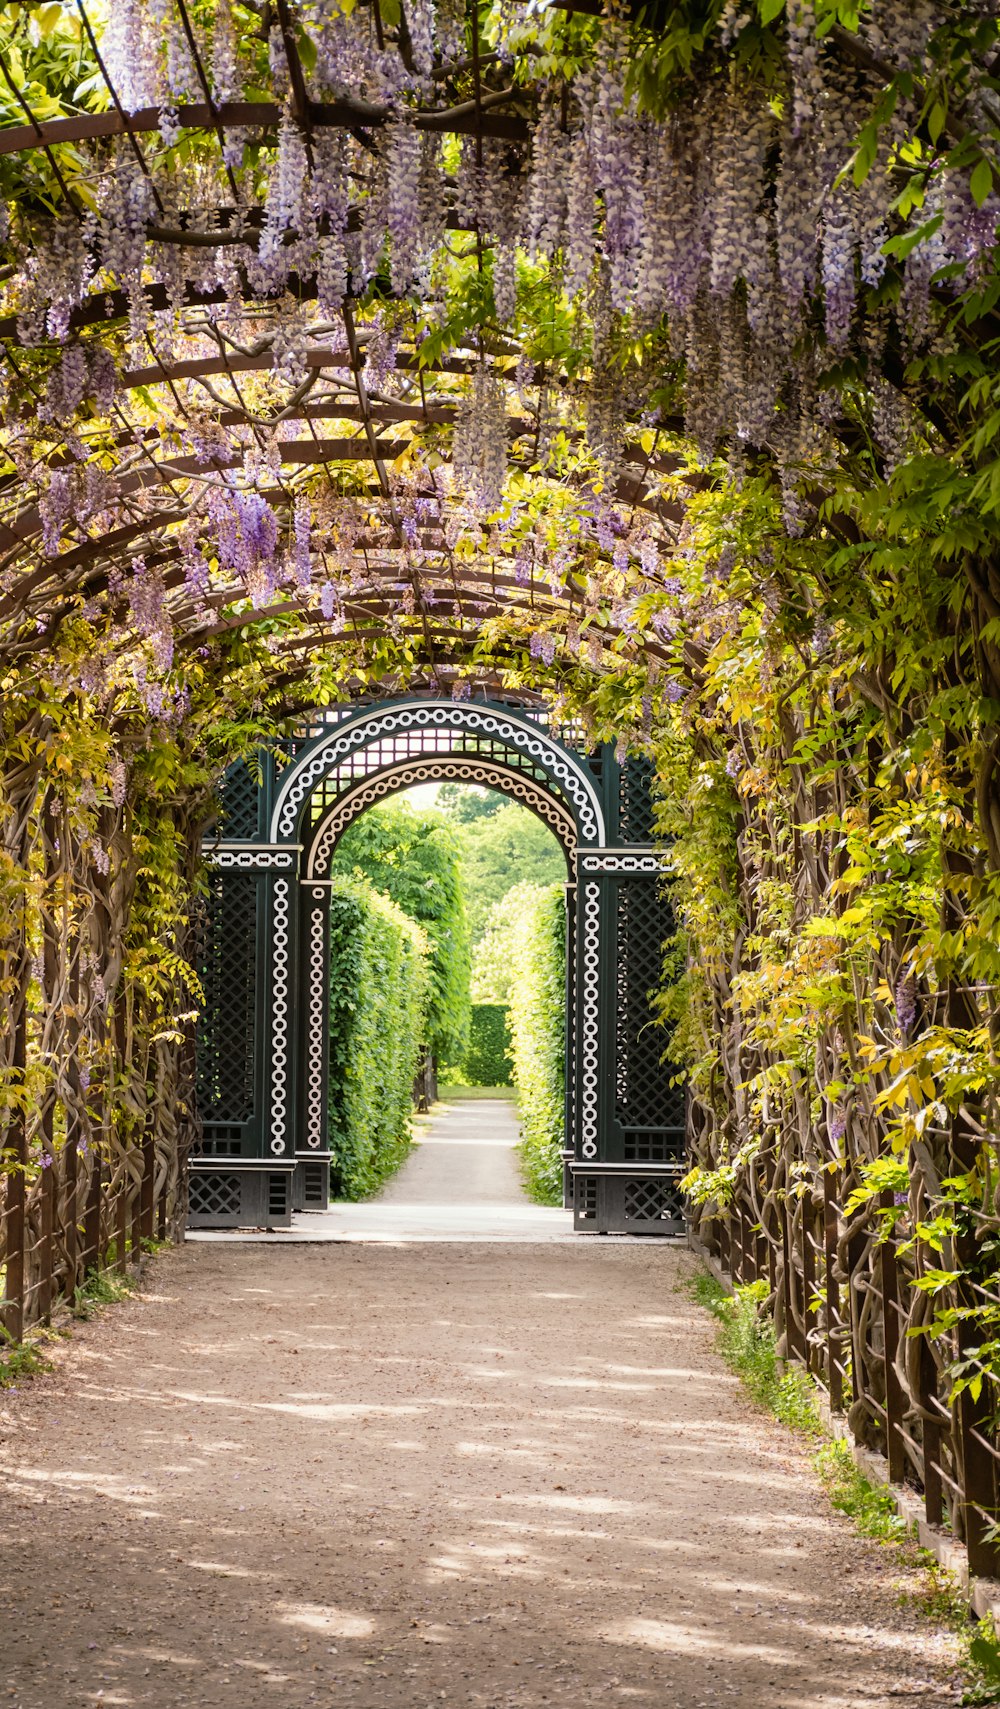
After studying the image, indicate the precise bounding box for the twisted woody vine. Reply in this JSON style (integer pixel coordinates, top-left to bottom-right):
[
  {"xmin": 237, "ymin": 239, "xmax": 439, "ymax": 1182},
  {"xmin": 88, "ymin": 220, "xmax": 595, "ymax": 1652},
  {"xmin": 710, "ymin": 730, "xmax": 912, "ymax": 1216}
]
[{"xmin": 2, "ymin": 0, "xmax": 1000, "ymax": 1573}]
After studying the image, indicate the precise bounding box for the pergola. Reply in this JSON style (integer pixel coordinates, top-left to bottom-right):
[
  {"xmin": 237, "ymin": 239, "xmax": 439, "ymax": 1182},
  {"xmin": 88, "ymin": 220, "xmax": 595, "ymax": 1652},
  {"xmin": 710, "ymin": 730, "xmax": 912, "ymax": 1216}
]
[{"xmin": 4, "ymin": 0, "xmax": 1000, "ymax": 1595}]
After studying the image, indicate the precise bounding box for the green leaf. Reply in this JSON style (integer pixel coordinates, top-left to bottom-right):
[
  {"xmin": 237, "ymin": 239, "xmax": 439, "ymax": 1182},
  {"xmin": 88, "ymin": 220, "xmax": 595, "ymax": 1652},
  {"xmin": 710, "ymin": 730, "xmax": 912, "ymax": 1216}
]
[
  {"xmin": 971, "ymin": 156, "xmax": 994, "ymax": 208},
  {"xmin": 297, "ymin": 28, "xmax": 318, "ymax": 74},
  {"xmin": 969, "ymin": 1632, "xmax": 1000, "ymax": 1685}
]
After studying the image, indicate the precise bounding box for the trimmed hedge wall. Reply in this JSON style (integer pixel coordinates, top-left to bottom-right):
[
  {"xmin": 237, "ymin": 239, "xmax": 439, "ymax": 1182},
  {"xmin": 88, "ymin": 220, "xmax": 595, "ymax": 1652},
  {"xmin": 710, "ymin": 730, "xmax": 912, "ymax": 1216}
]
[
  {"xmin": 327, "ymin": 875, "xmax": 430, "ymax": 1200},
  {"xmin": 464, "ymin": 1003, "xmax": 513, "ymax": 1086},
  {"xmin": 508, "ymin": 884, "xmax": 566, "ymax": 1205}
]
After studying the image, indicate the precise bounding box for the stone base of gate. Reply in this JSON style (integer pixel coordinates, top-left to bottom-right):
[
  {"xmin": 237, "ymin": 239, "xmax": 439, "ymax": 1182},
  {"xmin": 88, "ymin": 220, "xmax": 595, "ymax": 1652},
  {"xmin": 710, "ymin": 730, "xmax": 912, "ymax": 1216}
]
[
  {"xmin": 571, "ymin": 1164, "xmax": 686, "ymax": 1236},
  {"xmin": 293, "ymin": 1155, "xmax": 331, "ymax": 1212},
  {"xmin": 187, "ymin": 1161, "xmax": 296, "ymax": 1229}
]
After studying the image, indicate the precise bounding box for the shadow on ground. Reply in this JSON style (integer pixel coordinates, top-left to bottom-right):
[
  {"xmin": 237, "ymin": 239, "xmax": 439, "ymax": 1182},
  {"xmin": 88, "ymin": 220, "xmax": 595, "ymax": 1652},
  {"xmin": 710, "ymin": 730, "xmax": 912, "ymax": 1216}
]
[{"xmin": 0, "ymin": 1241, "xmax": 954, "ymax": 1708}]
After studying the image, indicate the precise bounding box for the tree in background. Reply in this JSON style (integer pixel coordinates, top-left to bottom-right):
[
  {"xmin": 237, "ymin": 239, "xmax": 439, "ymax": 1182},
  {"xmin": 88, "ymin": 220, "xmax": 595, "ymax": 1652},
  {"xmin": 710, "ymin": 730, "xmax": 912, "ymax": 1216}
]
[
  {"xmin": 449, "ymin": 798, "xmax": 567, "ymax": 942},
  {"xmin": 464, "ymin": 1006, "xmax": 513, "ymax": 1088},
  {"xmin": 471, "ymin": 881, "xmax": 551, "ymax": 1005},
  {"xmin": 330, "ymin": 801, "xmax": 470, "ymax": 1075},
  {"xmin": 436, "ymin": 784, "xmax": 502, "ymax": 824}
]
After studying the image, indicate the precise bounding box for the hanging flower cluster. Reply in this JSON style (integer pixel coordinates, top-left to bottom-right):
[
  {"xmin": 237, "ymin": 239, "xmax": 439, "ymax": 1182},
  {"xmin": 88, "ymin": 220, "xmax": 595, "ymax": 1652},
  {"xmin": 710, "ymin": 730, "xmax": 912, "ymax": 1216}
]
[{"xmin": 0, "ymin": 0, "xmax": 995, "ymax": 710}]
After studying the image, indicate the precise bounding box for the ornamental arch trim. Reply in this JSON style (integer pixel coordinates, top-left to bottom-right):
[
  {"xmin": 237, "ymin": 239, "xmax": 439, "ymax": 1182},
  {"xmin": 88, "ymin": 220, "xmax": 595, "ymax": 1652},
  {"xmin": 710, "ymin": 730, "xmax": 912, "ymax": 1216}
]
[
  {"xmin": 270, "ymin": 698, "xmax": 607, "ymax": 848},
  {"xmin": 305, "ymin": 754, "xmax": 578, "ymax": 880}
]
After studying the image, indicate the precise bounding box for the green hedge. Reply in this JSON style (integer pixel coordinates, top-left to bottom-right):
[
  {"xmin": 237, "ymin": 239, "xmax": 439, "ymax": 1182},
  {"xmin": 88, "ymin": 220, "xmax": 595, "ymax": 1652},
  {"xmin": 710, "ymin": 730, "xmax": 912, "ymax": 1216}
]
[
  {"xmin": 327, "ymin": 876, "xmax": 430, "ymax": 1200},
  {"xmin": 329, "ymin": 801, "xmax": 470, "ymax": 1070},
  {"xmin": 464, "ymin": 1003, "xmax": 513, "ymax": 1086},
  {"xmin": 507, "ymin": 885, "xmax": 566, "ymax": 1205}
]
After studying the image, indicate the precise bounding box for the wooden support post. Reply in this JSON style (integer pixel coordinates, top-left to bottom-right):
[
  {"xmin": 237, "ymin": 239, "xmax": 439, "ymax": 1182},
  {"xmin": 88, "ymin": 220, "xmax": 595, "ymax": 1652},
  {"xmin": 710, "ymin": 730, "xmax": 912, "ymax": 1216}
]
[
  {"xmin": 738, "ymin": 1202, "xmax": 752, "ymax": 1286},
  {"xmin": 781, "ymin": 1195, "xmax": 806, "ymax": 1364},
  {"xmin": 801, "ymin": 1195, "xmax": 816, "ymax": 1376},
  {"xmin": 878, "ymin": 1192, "xmax": 907, "ymax": 1482},
  {"xmin": 823, "ymin": 1170, "xmax": 843, "ymax": 1412},
  {"xmin": 116, "ymin": 1177, "xmax": 128, "ymax": 1275},
  {"xmin": 39, "ymin": 876, "xmax": 58, "ymax": 1326},
  {"xmin": 919, "ymin": 1335, "xmax": 944, "ymax": 1530},
  {"xmin": 140, "ymin": 1120, "xmax": 155, "ymax": 1242},
  {"xmin": 3, "ymin": 1004, "xmax": 28, "ymax": 1344},
  {"xmin": 83, "ymin": 1149, "xmax": 101, "ymax": 1274},
  {"xmin": 64, "ymin": 1133, "xmax": 79, "ymax": 1290},
  {"xmin": 38, "ymin": 1159, "xmax": 55, "ymax": 1325},
  {"xmin": 718, "ymin": 1212, "xmax": 731, "ymax": 1280},
  {"xmin": 956, "ymin": 1347, "xmax": 1000, "ymax": 1577},
  {"xmin": 130, "ymin": 1153, "xmax": 142, "ymax": 1267},
  {"xmin": 65, "ymin": 959, "xmax": 82, "ymax": 1292}
]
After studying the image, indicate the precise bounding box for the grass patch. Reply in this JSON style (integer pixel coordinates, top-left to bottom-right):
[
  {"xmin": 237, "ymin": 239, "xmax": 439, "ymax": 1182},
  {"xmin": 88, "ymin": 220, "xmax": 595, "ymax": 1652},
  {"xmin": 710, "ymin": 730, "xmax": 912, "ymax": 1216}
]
[
  {"xmin": 962, "ymin": 1617, "xmax": 1000, "ymax": 1706},
  {"xmin": 814, "ymin": 1440, "xmax": 908, "ymax": 1543},
  {"xmin": 0, "ymin": 1324, "xmax": 54, "ymax": 1388},
  {"xmin": 692, "ymin": 1271, "xmax": 822, "ymax": 1435},
  {"xmin": 0, "ymin": 1249, "xmax": 163, "ymax": 1391},
  {"xmin": 437, "ymin": 1084, "xmax": 517, "ymax": 1101},
  {"xmin": 693, "ymin": 1261, "xmax": 1000, "ymax": 1705},
  {"xmin": 71, "ymin": 1267, "xmax": 137, "ymax": 1319}
]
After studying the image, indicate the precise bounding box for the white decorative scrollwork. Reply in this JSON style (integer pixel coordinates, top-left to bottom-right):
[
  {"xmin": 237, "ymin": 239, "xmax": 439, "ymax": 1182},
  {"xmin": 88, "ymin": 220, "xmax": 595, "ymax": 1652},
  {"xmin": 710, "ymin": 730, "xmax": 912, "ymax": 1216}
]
[
  {"xmin": 203, "ymin": 847, "xmax": 296, "ymax": 870},
  {"xmin": 578, "ymin": 853, "xmax": 668, "ymax": 874},
  {"xmin": 305, "ymin": 891, "xmax": 326, "ymax": 1149},
  {"xmin": 269, "ymin": 878, "xmax": 290, "ymax": 1156},
  {"xmin": 580, "ymin": 882, "xmax": 601, "ymax": 1161},
  {"xmin": 308, "ymin": 756, "xmax": 578, "ymax": 878},
  {"xmin": 271, "ymin": 700, "xmax": 605, "ymax": 845}
]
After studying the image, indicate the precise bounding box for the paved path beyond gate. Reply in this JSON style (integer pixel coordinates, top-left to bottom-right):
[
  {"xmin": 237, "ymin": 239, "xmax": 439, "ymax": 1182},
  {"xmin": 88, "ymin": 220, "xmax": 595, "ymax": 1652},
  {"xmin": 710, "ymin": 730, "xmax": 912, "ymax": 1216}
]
[
  {"xmin": 0, "ymin": 1135, "xmax": 955, "ymax": 1708},
  {"xmin": 189, "ymin": 1096, "xmax": 576, "ymax": 1243}
]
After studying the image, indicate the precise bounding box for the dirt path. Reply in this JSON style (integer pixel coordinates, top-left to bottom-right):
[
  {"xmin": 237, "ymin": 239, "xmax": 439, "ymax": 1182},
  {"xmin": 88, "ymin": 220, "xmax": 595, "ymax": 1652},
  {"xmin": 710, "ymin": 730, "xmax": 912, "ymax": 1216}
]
[{"xmin": 0, "ymin": 1237, "xmax": 957, "ymax": 1709}]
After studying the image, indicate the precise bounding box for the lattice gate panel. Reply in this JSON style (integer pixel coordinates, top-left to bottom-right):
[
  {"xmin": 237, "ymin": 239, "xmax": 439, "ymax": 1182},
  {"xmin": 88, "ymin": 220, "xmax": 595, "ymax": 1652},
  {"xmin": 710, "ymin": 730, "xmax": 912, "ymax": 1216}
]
[
  {"xmin": 618, "ymin": 755, "xmax": 658, "ymax": 844},
  {"xmin": 304, "ymin": 732, "xmax": 567, "ymax": 828},
  {"xmin": 217, "ymin": 761, "xmax": 261, "ymax": 839},
  {"xmin": 614, "ymin": 879, "xmax": 684, "ymax": 1163},
  {"xmin": 195, "ymin": 871, "xmax": 258, "ymax": 1134}
]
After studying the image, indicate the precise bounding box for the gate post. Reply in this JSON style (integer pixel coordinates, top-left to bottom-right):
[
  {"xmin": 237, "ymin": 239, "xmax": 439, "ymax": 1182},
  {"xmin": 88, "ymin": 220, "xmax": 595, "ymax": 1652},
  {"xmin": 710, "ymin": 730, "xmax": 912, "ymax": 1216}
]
[
  {"xmin": 294, "ymin": 883, "xmax": 332, "ymax": 1210},
  {"xmin": 188, "ymin": 756, "xmax": 298, "ymax": 1229},
  {"xmin": 562, "ymin": 879, "xmax": 577, "ymax": 1210},
  {"xmin": 568, "ymin": 755, "xmax": 685, "ymax": 1235}
]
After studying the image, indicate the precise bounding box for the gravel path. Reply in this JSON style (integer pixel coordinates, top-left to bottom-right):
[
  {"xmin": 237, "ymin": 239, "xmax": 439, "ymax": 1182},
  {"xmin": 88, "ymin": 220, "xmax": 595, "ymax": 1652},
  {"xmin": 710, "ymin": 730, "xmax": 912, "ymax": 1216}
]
[{"xmin": 0, "ymin": 1107, "xmax": 958, "ymax": 1708}]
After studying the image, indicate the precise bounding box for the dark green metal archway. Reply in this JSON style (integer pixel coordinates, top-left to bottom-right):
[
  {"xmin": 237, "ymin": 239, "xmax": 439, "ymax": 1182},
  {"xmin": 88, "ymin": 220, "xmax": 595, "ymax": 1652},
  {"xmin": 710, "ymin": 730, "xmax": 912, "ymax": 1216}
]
[{"xmin": 192, "ymin": 696, "xmax": 685, "ymax": 1233}]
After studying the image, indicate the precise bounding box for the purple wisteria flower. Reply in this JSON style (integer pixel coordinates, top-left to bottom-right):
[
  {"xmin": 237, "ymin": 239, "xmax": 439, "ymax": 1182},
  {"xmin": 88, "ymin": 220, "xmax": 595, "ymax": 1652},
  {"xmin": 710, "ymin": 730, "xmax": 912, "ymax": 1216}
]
[{"xmin": 894, "ymin": 971, "xmax": 917, "ymax": 1037}]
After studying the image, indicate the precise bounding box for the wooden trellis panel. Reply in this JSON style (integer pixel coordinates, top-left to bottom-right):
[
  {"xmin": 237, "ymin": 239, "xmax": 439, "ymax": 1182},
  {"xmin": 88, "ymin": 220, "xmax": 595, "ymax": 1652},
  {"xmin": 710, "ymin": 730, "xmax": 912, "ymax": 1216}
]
[{"xmin": 694, "ymin": 1158, "xmax": 1000, "ymax": 1579}]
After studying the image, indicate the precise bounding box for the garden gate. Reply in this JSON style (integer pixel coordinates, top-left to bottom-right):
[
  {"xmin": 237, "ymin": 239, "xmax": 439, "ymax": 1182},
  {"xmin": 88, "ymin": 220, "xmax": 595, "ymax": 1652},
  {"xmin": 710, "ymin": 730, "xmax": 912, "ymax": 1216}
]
[{"xmin": 192, "ymin": 695, "xmax": 685, "ymax": 1234}]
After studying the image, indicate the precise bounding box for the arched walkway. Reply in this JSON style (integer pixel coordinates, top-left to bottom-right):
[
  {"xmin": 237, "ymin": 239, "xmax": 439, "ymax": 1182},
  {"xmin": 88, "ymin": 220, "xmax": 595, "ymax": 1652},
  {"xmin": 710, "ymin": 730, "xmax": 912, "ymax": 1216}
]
[{"xmin": 0, "ymin": 1239, "xmax": 954, "ymax": 1708}]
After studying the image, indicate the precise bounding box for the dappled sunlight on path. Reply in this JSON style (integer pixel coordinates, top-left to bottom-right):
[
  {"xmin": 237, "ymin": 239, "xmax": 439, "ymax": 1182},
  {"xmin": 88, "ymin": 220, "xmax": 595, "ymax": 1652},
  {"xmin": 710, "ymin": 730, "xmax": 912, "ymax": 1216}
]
[{"xmin": 0, "ymin": 1243, "xmax": 955, "ymax": 1708}]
